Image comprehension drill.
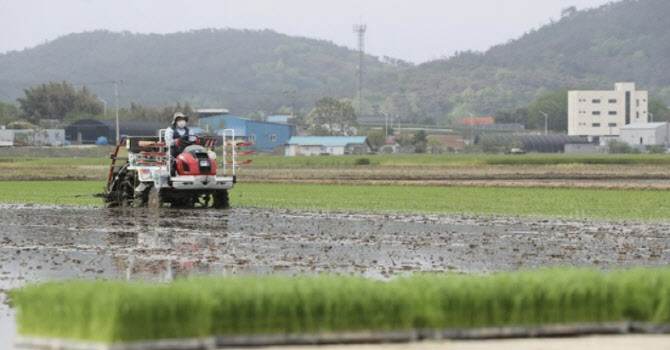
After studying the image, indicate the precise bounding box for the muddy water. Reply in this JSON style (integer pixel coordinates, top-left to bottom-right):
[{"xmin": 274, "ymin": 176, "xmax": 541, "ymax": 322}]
[{"xmin": 1, "ymin": 204, "xmax": 669, "ymax": 347}]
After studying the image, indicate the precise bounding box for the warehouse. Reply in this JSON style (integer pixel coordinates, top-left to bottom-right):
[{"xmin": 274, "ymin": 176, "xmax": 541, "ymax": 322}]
[
  {"xmin": 619, "ymin": 122, "xmax": 669, "ymax": 147},
  {"xmin": 199, "ymin": 115, "xmax": 294, "ymax": 151},
  {"xmin": 475, "ymin": 134, "xmax": 591, "ymax": 153},
  {"xmin": 65, "ymin": 119, "xmax": 163, "ymax": 144}
]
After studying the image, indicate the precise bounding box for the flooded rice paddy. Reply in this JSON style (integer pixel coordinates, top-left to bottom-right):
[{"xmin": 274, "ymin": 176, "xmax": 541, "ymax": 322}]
[{"xmin": 1, "ymin": 204, "xmax": 669, "ymax": 347}]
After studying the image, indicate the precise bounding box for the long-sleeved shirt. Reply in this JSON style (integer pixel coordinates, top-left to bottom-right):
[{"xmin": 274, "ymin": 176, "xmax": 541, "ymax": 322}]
[{"xmin": 164, "ymin": 126, "xmax": 194, "ymax": 147}]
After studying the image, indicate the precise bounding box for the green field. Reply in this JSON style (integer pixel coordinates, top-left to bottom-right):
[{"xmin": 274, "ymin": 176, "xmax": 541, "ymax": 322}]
[
  {"xmin": 11, "ymin": 268, "xmax": 670, "ymax": 342},
  {"xmin": 3, "ymin": 152, "xmax": 670, "ymax": 168},
  {"xmin": 0, "ymin": 181, "xmax": 669, "ymax": 220},
  {"xmin": 0, "ymin": 181, "xmax": 104, "ymax": 205},
  {"xmin": 251, "ymin": 153, "xmax": 670, "ymax": 167},
  {"xmin": 0, "ymin": 157, "xmax": 109, "ymax": 166}
]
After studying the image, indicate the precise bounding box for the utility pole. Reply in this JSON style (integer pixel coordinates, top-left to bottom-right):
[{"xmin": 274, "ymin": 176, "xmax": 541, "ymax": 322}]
[
  {"xmin": 397, "ymin": 115, "xmax": 401, "ymax": 137},
  {"xmin": 114, "ymin": 80, "xmax": 120, "ymax": 144},
  {"xmin": 384, "ymin": 113, "xmax": 388, "ymax": 138},
  {"xmin": 98, "ymin": 97, "xmax": 107, "ymax": 116},
  {"xmin": 283, "ymin": 89, "xmax": 297, "ymax": 117},
  {"xmin": 539, "ymin": 111, "xmax": 549, "ymax": 135},
  {"xmin": 291, "ymin": 90, "xmax": 296, "ymax": 119},
  {"xmin": 468, "ymin": 112, "xmax": 474, "ymax": 145},
  {"xmin": 353, "ymin": 23, "xmax": 366, "ymax": 117}
]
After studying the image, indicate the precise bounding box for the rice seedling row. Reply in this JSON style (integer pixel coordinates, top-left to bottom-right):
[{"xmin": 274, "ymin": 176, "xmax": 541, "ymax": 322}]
[{"xmin": 10, "ymin": 268, "xmax": 670, "ymax": 343}]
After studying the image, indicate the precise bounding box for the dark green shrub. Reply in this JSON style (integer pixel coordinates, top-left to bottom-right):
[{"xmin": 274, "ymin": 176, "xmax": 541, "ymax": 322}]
[{"xmin": 354, "ymin": 158, "xmax": 371, "ymax": 165}]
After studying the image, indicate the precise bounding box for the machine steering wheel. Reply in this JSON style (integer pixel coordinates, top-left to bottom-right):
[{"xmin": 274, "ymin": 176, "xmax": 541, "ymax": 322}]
[{"xmin": 179, "ymin": 135, "xmax": 198, "ymax": 146}]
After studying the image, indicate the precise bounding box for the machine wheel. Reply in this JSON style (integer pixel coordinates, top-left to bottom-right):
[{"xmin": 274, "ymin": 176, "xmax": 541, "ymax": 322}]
[
  {"xmin": 213, "ymin": 190, "xmax": 229, "ymax": 209},
  {"xmin": 118, "ymin": 179, "xmax": 134, "ymax": 207},
  {"xmin": 133, "ymin": 190, "xmax": 148, "ymax": 208},
  {"xmin": 172, "ymin": 196, "xmax": 194, "ymax": 209},
  {"xmin": 104, "ymin": 164, "xmax": 135, "ymax": 207},
  {"xmin": 147, "ymin": 187, "xmax": 164, "ymax": 209}
]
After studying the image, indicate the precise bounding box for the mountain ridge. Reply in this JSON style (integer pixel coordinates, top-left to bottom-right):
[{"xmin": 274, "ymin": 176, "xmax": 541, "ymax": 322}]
[
  {"xmin": 0, "ymin": 28, "xmax": 400, "ymax": 115},
  {"xmin": 1, "ymin": 0, "xmax": 669, "ymax": 124}
]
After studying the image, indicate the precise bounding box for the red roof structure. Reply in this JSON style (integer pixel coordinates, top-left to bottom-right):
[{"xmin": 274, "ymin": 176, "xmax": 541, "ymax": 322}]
[{"xmin": 458, "ymin": 117, "xmax": 495, "ymax": 125}]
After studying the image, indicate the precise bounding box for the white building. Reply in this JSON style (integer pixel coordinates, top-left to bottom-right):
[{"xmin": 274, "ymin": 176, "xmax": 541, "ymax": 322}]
[
  {"xmin": 568, "ymin": 82, "xmax": 648, "ymax": 138},
  {"xmin": 380, "ymin": 139, "xmax": 400, "ymax": 154},
  {"xmin": 0, "ymin": 129, "xmax": 65, "ymax": 146},
  {"xmin": 266, "ymin": 115, "xmax": 293, "ymax": 124},
  {"xmin": 285, "ymin": 136, "xmax": 370, "ymax": 156},
  {"xmin": 564, "ymin": 143, "xmax": 598, "ymax": 154},
  {"xmin": 619, "ymin": 123, "xmax": 669, "ymax": 147}
]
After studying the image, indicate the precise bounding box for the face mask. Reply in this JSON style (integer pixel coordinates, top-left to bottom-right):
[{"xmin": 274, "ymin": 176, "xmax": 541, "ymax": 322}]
[{"xmin": 176, "ymin": 120, "xmax": 186, "ymax": 128}]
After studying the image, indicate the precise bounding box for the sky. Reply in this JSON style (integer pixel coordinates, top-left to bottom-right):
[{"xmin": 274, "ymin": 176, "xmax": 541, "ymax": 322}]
[{"xmin": 1, "ymin": 0, "xmax": 614, "ymax": 63}]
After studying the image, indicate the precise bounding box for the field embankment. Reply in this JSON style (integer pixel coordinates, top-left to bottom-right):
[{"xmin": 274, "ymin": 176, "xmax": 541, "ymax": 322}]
[
  {"xmin": 3, "ymin": 154, "xmax": 670, "ymax": 190},
  {"xmin": 0, "ymin": 181, "xmax": 669, "ymax": 220}
]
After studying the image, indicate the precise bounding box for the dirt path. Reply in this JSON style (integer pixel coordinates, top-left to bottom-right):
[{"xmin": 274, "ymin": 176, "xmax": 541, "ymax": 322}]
[{"xmin": 5, "ymin": 164, "xmax": 670, "ymax": 190}]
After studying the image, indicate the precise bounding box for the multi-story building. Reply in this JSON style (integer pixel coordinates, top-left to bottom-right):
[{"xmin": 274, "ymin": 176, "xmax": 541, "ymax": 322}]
[{"xmin": 568, "ymin": 82, "xmax": 648, "ymax": 138}]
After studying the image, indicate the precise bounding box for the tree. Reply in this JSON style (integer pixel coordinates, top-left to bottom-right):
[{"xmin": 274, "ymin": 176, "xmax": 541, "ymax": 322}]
[
  {"xmin": 427, "ymin": 138, "xmax": 444, "ymax": 154},
  {"xmin": 649, "ymin": 99, "xmax": 670, "ymax": 122},
  {"xmin": 561, "ymin": 6, "xmax": 577, "ymax": 18},
  {"xmin": 18, "ymin": 82, "xmax": 103, "ymax": 124},
  {"xmin": 494, "ymin": 107, "xmax": 528, "ymax": 125},
  {"xmin": 526, "ymin": 89, "xmax": 568, "ymax": 132},
  {"xmin": 494, "ymin": 90, "xmax": 567, "ymax": 132},
  {"xmin": 608, "ymin": 140, "xmax": 632, "ymax": 154},
  {"xmin": 123, "ymin": 102, "xmax": 195, "ymax": 123},
  {"xmin": 365, "ymin": 129, "xmax": 386, "ymax": 150},
  {"xmin": 412, "ymin": 130, "xmax": 428, "ymax": 153},
  {"xmin": 309, "ymin": 97, "xmax": 357, "ymax": 136},
  {"xmin": 0, "ymin": 102, "xmax": 19, "ymax": 125}
]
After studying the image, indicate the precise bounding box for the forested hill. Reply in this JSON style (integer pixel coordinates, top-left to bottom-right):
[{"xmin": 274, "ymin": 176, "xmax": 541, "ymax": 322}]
[
  {"xmin": 368, "ymin": 0, "xmax": 670, "ymax": 124},
  {"xmin": 0, "ymin": 29, "xmax": 402, "ymax": 115},
  {"xmin": 2, "ymin": 0, "xmax": 669, "ymax": 124}
]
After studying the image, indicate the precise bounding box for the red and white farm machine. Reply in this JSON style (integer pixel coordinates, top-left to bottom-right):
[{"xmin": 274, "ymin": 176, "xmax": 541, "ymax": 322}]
[{"xmin": 102, "ymin": 129, "xmax": 253, "ymax": 208}]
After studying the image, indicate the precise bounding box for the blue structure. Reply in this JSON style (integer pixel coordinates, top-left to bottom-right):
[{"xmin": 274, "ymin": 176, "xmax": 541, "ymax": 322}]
[{"xmin": 199, "ymin": 115, "xmax": 294, "ymax": 151}]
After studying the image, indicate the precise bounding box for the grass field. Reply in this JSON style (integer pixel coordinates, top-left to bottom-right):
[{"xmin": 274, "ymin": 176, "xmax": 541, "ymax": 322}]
[
  {"xmin": 234, "ymin": 183, "xmax": 670, "ymax": 220},
  {"xmin": 3, "ymin": 153, "xmax": 670, "ymax": 188},
  {"xmin": 0, "ymin": 157, "xmax": 109, "ymax": 166},
  {"xmin": 0, "ymin": 181, "xmax": 669, "ymax": 220},
  {"xmin": 10, "ymin": 268, "xmax": 670, "ymax": 342},
  {"xmin": 3, "ymin": 154, "xmax": 670, "ymax": 185},
  {"xmin": 251, "ymin": 153, "xmax": 670, "ymax": 167},
  {"xmin": 3, "ymin": 153, "xmax": 670, "ymax": 168},
  {"xmin": 0, "ymin": 181, "xmax": 104, "ymax": 205}
]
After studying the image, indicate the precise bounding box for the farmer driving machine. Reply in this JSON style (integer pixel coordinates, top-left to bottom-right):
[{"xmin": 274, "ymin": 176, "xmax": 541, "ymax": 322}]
[{"xmin": 102, "ymin": 129, "xmax": 253, "ymax": 208}]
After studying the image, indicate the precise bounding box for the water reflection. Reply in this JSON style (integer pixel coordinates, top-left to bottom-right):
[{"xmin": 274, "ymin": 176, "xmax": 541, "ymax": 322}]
[
  {"xmin": 104, "ymin": 208, "xmax": 231, "ymax": 281},
  {"xmin": 2, "ymin": 205, "xmax": 669, "ymax": 349}
]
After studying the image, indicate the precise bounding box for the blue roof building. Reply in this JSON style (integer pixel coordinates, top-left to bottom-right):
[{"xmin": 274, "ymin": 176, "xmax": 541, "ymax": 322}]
[
  {"xmin": 285, "ymin": 136, "xmax": 370, "ymax": 156},
  {"xmin": 199, "ymin": 115, "xmax": 295, "ymax": 151}
]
